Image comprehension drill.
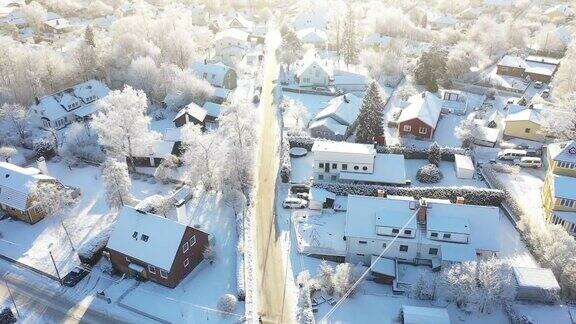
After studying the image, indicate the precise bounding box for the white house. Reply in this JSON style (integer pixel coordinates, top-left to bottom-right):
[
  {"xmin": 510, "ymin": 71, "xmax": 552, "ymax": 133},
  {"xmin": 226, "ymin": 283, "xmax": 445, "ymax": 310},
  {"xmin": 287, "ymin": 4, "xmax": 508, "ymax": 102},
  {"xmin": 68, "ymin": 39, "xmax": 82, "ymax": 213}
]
[
  {"xmin": 212, "ymin": 28, "xmax": 249, "ymax": 66},
  {"xmin": 296, "ymin": 28, "xmax": 327, "ymax": 48},
  {"xmin": 228, "ymin": 13, "xmax": 254, "ymax": 32},
  {"xmin": 454, "ymin": 154, "xmax": 475, "ymax": 179},
  {"xmin": 312, "ymin": 141, "xmax": 407, "ymax": 185},
  {"xmin": 344, "ymin": 195, "xmax": 500, "ymax": 267},
  {"xmin": 30, "ymin": 80, "xmax": 109, "ymax": 130},
  {"xmin": 190, "ymin": 61, "xmax": 238, "ymax": 90},
  {"xmin": 513, "ymin": 267, "xmax": 560, "ymax": 303},
  {"xmin": 333, "ymin": 70, "xmax": 368, "ymax": 93},
  {"xmin": 293, "ymin": 10, "xmax": 327, "ymax": 31},
  {"xmin": 429, "ymin": 14, "xmax": 457, "ymax": 30},
  {"xmin": 296, "ymin": 58, "xmax": 332, "ymax": 87},
  {"xmin": 363, "ymin": 33, "xmax": 391, "ymax": 50}
]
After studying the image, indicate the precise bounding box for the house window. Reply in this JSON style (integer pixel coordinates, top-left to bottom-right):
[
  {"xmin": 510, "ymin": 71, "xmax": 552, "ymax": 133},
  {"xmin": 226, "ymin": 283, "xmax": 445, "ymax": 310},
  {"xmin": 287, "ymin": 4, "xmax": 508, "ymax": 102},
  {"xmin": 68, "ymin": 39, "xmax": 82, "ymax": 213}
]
[
  {"xmin": 392, "ymin": 228, "xmax": 399, "ymax": 234},
  {"xmin": 430, "ymin": 232, "xmax": 438, "ymax": 237},
  {"xmin": 141, "ymin": 234, "xmax": 149, "ymax": 242},
  {"xmin": 332, "ymin": 163, "xmax": 337, "ymax": 169},
  {"xmin": 404, "ymin": 230, "xmax": 412, "ymax": 235},
  {"xmin": 318, "ymin": 174, "xmax": 324, "ymax": 180},
  {"xmin": 184, "ymin": 258, "xmax": 189, "ymax": 268},
  {"xmin": 429, "ymin": 248, "xmax": 438, "ymax": 255},
  {"xmin": 132, "ymin": 231, "xmax": 138, "ymax": 239},
  {"xmin": 403, "ymin": 125, "xmax": 411, "ymax": 132},
  {"xmin": 148, "ymin": 265, "xmax": 156, "ymax": 274},
  {"xmin": 524, "ymin": 128, "xmax": 531, "ymax": 133},
  {"xmin": 359, "ymin": 240, "xmax": 367, "ymax": 244},
  {"xmin": 319, "ymin": 163, "xmax": 324, "ymax": 168},
  {"xmin": 399, "ymin": 245, "xmax": 408, "ymax": 252},
  {"xmin": 330, "ymin": 175, "xmax": 337, "ymax": 181},
  {"xmin": 183, "ymin": 241, "xmax": 189, "ymax": 253},
  {"xmin": 443, "ymin": 233, "xmax": 451, "ymax": 239},
  {"xmin": 160, "ymin": 269, "xmax": 168, "ymax": 278},
  {"xmin": 362, "ymin": 166, "xmax": 368, "ymax": 171},
  {"xmin": 190, "ymin": 235, "xmax": 196, "ymax": 247},
  {"xmin": 354, "ymin": 166, "xmax": 359, "ymax": 170},
  {"xmin": 418, "ymin": 127, "xmax": 427, "ymax": 135},
  {"xmin": 342, "ymin": 164, "xmax": 348, "ymax": 170}
]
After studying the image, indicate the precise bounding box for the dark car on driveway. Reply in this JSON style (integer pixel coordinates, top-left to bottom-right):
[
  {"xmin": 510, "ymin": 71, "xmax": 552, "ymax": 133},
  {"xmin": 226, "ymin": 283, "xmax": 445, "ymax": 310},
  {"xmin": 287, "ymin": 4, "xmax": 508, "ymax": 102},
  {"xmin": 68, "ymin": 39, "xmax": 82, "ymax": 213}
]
[{"xmin": 62, "ymin": 265, "xmax": 90, "ymax": 287}]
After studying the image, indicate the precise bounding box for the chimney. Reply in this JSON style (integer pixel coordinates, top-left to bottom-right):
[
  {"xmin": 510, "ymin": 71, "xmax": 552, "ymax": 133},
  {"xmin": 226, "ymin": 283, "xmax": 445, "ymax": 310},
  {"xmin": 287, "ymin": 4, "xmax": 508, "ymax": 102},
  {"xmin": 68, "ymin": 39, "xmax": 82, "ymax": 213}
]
[
  {"xmin": 417, "ymin": 199, "xmax": 428, "ymax": 224},
  {"xmin": 37, "ymin": 157, "xmax": 49, "ymax": 175},
  {"xmin": 176, "ymin": 204, "xmax": 187, "ymax": 222},
  {"xmin": 456, "ymin": 196, "xmax": 465, "ymax": 204},
  {"xmin": 147, "ymin": 144, "xmax": 154, "ymax": 156},
  {"xmin": 376, "ymin": 189, "xmax": 386, "ymax": 198},
  {"xmin": 35, "ymin": 96, "xmax": 40, "ymax": 105}
]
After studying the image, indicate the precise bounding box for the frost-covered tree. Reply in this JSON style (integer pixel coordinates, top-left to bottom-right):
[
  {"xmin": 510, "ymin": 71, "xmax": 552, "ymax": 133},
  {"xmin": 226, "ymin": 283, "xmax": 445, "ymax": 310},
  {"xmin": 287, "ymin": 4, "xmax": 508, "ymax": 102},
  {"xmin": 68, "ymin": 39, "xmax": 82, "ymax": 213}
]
[
  {"xmin": 21, "ymin": 2, "xmax": 47, "ymax": 33},
  {"xmin": 0, "ymin": 146, "xmax": 17, "ymax": 162},
  {"xmin": 341, "ymin": 4, "xmax": 359, "ymax": 68},
  {"xmin": 282, "ymin": 100, "xmax": 310, "ymax": 130},
  {"xmin": 356, "ymin": 82, "xmax": 384, "ymax": 144},
  {"xmin": 0, "ymin": 103, "xmax": 29, "ymax": 145},
  {"xmin": 101, "ymin": 158, "xmax": 132, "ymax": 209},
  {"xmin": 414, "ymin": 44, "xmax": 447, "ymax": 92},
  {"xmin": 154, "ymin": 154, "xmax": 179, "ymax": 184},
  {"xmin": 181, "ymin": 124, "xmax": 222, "ymax": 191},
  {"xmin": 278, "ymin": 27, "xmax": 303, "ymax": 71},
  {"xmin": 455, "ymin": 117, "xmax": 481, "ymax": 149},
  {"xmin": 92, "ymin": 86, "xmax": 159, "ymax": 168},
  {"xmin": 318, "ymin": 260, "xmax": 335, "ymax": 295},
  {"xmin": 410, "ymin": 272, "xmax": 436, "ymax": 300},
  {"xmin": 29, "ymin": 182, "xmax": 74, "ymax": 216},
  {"xmin": 61, "ymin": 123, "xmax": 103, "ymax": 163},
  {"xmin": 428, "ymin": 142, "xmax": 441, "ymax": 166},
  {"xmin": 217, "ymin": 294, "xmax": 237, "ymax": 314},
  {"xmin": 296, "ymin": 270, "xmax": 315, "ymax": 324},
  {"xmin": 539, "ymin": 94, "xmax": 576, "ymax": 140},
  {"xmin": 446, "ymin": 41, "xmax": 487, "ymax": 80},
  {"xmin": 85, "ymin": 1, "xmax": 114, "ymax": 18},
  {"xmin": 333, "ymin": 263, "xmax": 361, "ymax": 297},
  {"xmin": 552, "ymin": 46, "xmax": 576, "ymax": 99},
  {"xmin": 126, "ymin": 56, "xmax": 161, "ymax": 102}
]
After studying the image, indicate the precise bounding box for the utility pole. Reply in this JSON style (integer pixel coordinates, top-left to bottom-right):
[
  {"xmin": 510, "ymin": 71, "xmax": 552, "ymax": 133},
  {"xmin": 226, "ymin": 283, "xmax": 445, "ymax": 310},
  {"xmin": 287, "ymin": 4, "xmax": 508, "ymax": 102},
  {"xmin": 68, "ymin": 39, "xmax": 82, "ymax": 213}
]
[
  {"xmin": 4, "ymin": 278, "xmax": 20, "ymax": 318},
  {"xmin": 49, "ymin": 251, "xmax": 63, "ymax": 285},
  {"xmin": 60, "ymin": 219, "xmax": 75, "ymax": 251}
]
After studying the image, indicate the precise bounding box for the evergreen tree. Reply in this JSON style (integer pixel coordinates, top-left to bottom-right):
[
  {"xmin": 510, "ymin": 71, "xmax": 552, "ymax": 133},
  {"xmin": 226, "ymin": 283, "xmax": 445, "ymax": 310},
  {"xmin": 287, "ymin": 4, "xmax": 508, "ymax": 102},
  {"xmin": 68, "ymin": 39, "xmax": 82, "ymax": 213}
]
[
  {"xmin": 342, "ymin": 4, "xmax": 359, "ymax": 68},
  {"xmin": 414, "ymin": 44, "xmax": 447, "ymax": 92},
  {"xmin": 355, "ymin": 82, "xmax": 385, "ymax": 144},
  {"xmin": 429, "ymin": 141, "xmax": 441, "ymax": 166},
  {"xmin": 278, "ymin": 27, "xmax": 303, "ymax": 71}
]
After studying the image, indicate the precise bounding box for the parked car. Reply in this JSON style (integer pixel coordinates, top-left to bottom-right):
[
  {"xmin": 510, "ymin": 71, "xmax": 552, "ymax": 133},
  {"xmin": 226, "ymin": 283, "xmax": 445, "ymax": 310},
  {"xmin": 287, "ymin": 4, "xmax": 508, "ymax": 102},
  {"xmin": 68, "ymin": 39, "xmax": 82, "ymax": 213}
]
[
  {"xmin": 290, "ymin": 184, "xmax": 310, "ymax": 194},
  {"xmin": 62, "ymin": 265, "xmax": 90, "ymax": 287},
  {"xmin": 515, "ymin": 157, "xmax": 542, "ymax": 168},
  {"xmin": 296, "ymin": 192, "xmax": 310, "ymax": 200},
  {"xmin": 534, "ymin": 81, "xmax": 543, "ymax": 89},
  {"xmin": 498, "ymin": 149, "xmax": 528, "ymax": 161},
  {"xmin": 541, "ymin": 89, "xmax": 550, "ymax": 98},
  {"xmin": 283, "ymin": 197, "xmax": 308, "ymax": 209}
]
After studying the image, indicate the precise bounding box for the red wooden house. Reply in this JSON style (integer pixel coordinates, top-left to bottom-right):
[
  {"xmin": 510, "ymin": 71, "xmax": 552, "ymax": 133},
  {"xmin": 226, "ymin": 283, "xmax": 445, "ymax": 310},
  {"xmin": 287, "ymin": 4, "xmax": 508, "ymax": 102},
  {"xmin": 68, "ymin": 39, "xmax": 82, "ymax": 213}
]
[
  {"xmin": 397, "ymin": 92, "xmax": 443, "ymax": 140},
  {"xmin": 106, "ymin": 206, "xmax": 209, "ymax": 288}
]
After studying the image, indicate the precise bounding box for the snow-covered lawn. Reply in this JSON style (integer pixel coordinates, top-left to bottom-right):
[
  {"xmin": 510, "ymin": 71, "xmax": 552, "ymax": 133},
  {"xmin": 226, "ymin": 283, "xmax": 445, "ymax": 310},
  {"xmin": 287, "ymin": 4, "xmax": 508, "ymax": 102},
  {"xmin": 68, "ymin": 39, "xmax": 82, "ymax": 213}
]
[
  {"xmin": 293, "ymin": 210, "xmax": 346, "ymax": 257},
  {"xmin": 0, "ymin": 161, "xmax": 175, "ymax": 279},
  {"xmin": 496, "ymin": 168, "xmax": 546, "ymax": 222},
  {"xmin": 290, "ymin": 154, "xmax": 313, "ymax": 183},
  {"xmin": 405, "ymin": 159, "xmax": 486, "ymax": 188},
  {"xmin": 283, "ymin": 92, "xmax": 333, "ymax": 118},
  {"xmin": 484, "ymin": 66, "xmax": 530, "ymax": 93},
  {"xmin": 118, "ymin": 192, "xmax": 243, "ymax": 323}
]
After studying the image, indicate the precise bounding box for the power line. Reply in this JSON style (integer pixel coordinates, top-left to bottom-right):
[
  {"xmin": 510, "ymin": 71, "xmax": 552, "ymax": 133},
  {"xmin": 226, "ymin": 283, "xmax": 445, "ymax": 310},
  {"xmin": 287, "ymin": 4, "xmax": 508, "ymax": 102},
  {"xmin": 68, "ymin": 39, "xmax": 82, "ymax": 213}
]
[{"xmin": 320, "ymin": 209, "xmax": 419, "ymax": 322}]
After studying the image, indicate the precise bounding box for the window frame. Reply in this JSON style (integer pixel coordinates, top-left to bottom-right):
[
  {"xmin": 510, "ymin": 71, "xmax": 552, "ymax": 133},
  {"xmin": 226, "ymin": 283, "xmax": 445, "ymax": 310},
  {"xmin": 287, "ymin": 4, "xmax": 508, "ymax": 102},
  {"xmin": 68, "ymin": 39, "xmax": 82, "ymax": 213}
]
[
  {"xmin": 160, "ymin": 269, "xmax": 168, "ymax": 279},
  {"xmin": 403, "ymin": 125, "xmax": 411, "ymax": 132},
  {"xmin": 183, "ymin": 241, "xmax": 189, "ymax": 253},
  {"xmin": 418, "ymin": 127, "xmax": 428, "ymax": 135},
  {"xmin": 399, "ymin": 245, "xmax": 408, "ymax": 252},
  {"xmin": 184, "ymin": 258, "xmax": 189, "ymax": 268},
  {"xmin": 190, "ymin": 235, "xmax": 196, "ymax": 247},
  {"xmin": 148, "ymin": 265, "xmax": 156, "ymax": 274}
]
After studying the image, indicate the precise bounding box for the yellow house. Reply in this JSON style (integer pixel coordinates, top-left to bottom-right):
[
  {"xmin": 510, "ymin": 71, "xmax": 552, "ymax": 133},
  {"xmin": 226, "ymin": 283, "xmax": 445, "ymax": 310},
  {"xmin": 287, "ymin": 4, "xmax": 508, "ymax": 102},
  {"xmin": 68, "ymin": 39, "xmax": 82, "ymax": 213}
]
[
  {"xmin": 547, "ymin": 140, "xmax": 576, "ymax": 177},
  {"xmin": 542, "ymin": 172, "xmax": 576, "ymax": 236},
  {"xmin": 503, "ymin": 105, "xmax": 545, "ymax": 142}
]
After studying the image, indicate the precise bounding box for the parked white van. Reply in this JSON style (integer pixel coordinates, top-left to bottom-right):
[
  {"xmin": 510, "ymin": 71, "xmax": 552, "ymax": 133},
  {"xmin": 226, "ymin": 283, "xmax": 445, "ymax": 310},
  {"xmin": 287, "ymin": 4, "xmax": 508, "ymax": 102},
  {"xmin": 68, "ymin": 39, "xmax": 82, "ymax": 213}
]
[
  {"xmin": 498, "ymin": 149, "xmax": 527, "ymax": 161},
  {"xmin": 283, "ymin": 197, "xmax": 308, "ymax": 209},
  {"xmin": 515, "ymin": 157, "xmax": 542, "ymax": 168}
]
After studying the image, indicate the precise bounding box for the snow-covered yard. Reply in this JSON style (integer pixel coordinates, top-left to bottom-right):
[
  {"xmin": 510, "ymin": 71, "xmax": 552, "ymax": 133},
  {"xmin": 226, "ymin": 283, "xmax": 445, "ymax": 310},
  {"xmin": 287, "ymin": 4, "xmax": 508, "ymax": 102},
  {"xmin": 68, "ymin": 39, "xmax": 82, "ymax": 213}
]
[
  {"xmin": 405, "ymin": 159, "xmax": 486, "ymax": 187},
  {"xmin": 283, "ymin": 92, "xmax": 333, "ymax": 118}
]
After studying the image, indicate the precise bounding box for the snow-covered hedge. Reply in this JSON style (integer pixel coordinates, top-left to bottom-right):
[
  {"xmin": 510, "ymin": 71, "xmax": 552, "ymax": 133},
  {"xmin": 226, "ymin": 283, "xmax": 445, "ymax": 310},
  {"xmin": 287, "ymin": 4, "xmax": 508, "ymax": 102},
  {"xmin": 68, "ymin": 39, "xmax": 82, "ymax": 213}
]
[
  {"xmin": 78, "ymin": 229, "xmax": 110, "ymax": 265},
  {"xmin": 287, "ymin": 134, "xmax": 470, "ymax": 162},
  {"xmin": 0, "ymin": 307, "xmax": 16, "ymax": 324},
  {"xmin": 280, "ymin": 131, "xmax": 291, "ymax": 183},
  {"xmin": 217, "ymin": 294, "xmax": 238, "ymax": 313},
  {"xmin": 313, "ymin": 183, "xmax": 505, "ymax": 206},
  {"xmin": 416, "ymin": 164, "xmax": 443, "ymax": 183},
  {"xmin": 236, "ymin": 209, "xmax": 246, "ymax": 300}
]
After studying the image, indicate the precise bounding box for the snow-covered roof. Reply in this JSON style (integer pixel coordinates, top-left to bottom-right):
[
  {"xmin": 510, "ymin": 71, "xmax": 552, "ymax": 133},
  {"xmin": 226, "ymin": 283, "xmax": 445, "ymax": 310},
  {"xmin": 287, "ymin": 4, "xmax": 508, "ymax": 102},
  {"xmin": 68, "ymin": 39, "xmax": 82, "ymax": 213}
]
[
  {"xmin": 202, "ymin": 102, "xmax": 222, "ymax": 119},
  {"xmin": 309, "ymin": 187, "xmax": 336, "ymax": 203},
  {"xmin": 296, "ymin": 56, "xmax": 332, "ymax": 78},
  {"xmin": 170, "ymin": 185, "xmax": 192, "ymax": 206},
  {"xmin": 174, "ymin": 102, "xmax": 207, "ymax": 123},
  {"xmin": 431, "ymin": 14, "xmax": 457, "ymax": 27},
  {"xmin": 214, "ymin": 28, "xmax": 249, "ymax": 42},
  {"xmin": 33, "ymin": 80, "xmax": 109, "ymax": 122},
  {"xmin": 551, "ymin": 174, "xmax": 576, "ymax": 200},
  {"xmin": 339, "ymin": 154, "xmax": 407, "ymax": 185},
  {"xmin": 370, "ymin": 256, "xmax": 396, "ymax": 277},
  {"xmin": 483, "ymin": 0, "xmax": 514, "ymax": 7},
  {"xmin": 428, "ymin": 214, "xmax": 470, "ymax": 235},
  {"xmin": 525, "ymin": 56, "xmax": 561, "ymax": 66},
  {"xmin": 513, "ymin": 267, "xmax": 560, "ymax": 290},
  {"xmin": 333, "ymin": 70, "xmax": 367, "ymax": 86},
  {"xmin": 309, "ymin": 117, "xmax": 348, "ymax": 136},
  {"xmin": 133, "ymin": 140, "xmax": 174, "ymax": 159},
  {"xmin": 363, "ymin": 33, "xmax": 391, "ymax": 48},
  {"xmin": 548, "ymin": 25, "xmax": 573, "ymax": 46},
  {"xmin": 228, "ymin": 13, "xmax": 253, "ymax": 30},
  {"xmin": 544, "ymin": 4, "xmax": 575, "ymax": 17},
  {"xmin": 190, "ymin": 61, "xmax": 235, "ymax": 88},
  {"xmin": 398, "ymin": 92, "xmax": 443, "ymax": 128},
  {"xmin": 296, "ymin": 27, "xmax": 328, "ymax": 44},
  {"xmin": 107, "ymin": 206, "xmax": 189, "ymax": 271},
  {"xmin": 454, "ymin": 154, "xmax": 474, "ymax": 172},
  {"xmin": 441, "ymin": 243, "xmax": 478, "ymax": 262},
  {"xmin": 312, "ymin": 141, "xmax": 375, "ymax": 156},
  {"xmin": 0, "ymin": 162, "xmax": 54, "ymax": 211},
  {"xmin": 498, "ymin": 55, "xmax": 527, "ymax": 69},
  {"xmin": 524, "ymin": 60, "xmax": 557, "ymax": 76},
  {"xmin": 44, "ymin": 18, "xmax": 71, "ymax": 30},
  {"xmin": 401, "ymin": 305, "xmax": 450, "ymax": 324},
  {"xmin": 548, "ymin": 140, "xmax": 576, "ymax": 164},
  {"xmin": 458, "ymin": 7, "xmax": 482, "ymax": 19},
  {"xmin": 163, "ymin": 128, "xmax": 182, "ymax": 142},
  {"xmin": 293, "ymin": 10, "xmax": 327, "ymax": 31},
  {"xmin": 505, "ymin": 105, "xmax": 542, "ymax": 124},
  {"xmin": 314, "ymin": 94, "xmax": 362, "ymax": 126}
]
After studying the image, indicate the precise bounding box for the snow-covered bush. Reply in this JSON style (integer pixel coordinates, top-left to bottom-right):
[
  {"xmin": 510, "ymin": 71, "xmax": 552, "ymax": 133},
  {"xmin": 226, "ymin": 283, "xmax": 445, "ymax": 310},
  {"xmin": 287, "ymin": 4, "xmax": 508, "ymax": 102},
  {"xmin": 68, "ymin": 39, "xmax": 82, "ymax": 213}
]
[
  {"xmin": 280, "ymin": 131, "xmax": 291, "ymax": 183},
  {"xmin": 29, "ymin": 182, "xmax": 74, "ymax": 216},
  {"xmin": 101, "ymin": 159, "xmax": 133, "ymax": 209},
  {"xmin": 135, "ymin": 194, "xmax": 173, "ymax": 216},
  {"xmin": 318, "ymin": 260, "xmax": 335, "ymax": 295},
  {"xmin": 61, "ymin": 123, "xmax": 104, "ymax": 163},
  {"xmin": 0, "ymin": 146, "xmax": 17, "ymax": 162},
  {"xmin": 33, "ymin": 137, "xmax": 56, "ymax": 159},
  {"xmin": 296, "ymin": 270, "xmax": 315, "ymax": 324},
  {"xmin": 0, "ymin": 307, "xmax": 16, "ymax": 324},
  {"xmin": 428, "ymin": 142, "xmax": 441, "ymax": 166},
  {"xmin": 217, "ymin": 294, "xmax": 237, "ymax": 314},
  {"xmin": 486, "ymin": 163, "xmax": 520, "ymax": 174},
  {"xmin": 313, "ymin": 182, "xmax": 505, "ymax": 206},
  {"xmin": 410, "ymin": 272, "xmax": 436, "ymax": 300},
  {"xmin": 78, "ymin": 229, "xmax": 110, "ymax": 265},
  {"xmin": 154, "ymin": 154, "xmax": 179, "ymax": 184},
  {"xmin": 416, "ymin": 164, "xmax": 443, "ymax": 183},
  {"xmin": 203, "ymin": 244, "xmax": 215, "ymax": 261}
]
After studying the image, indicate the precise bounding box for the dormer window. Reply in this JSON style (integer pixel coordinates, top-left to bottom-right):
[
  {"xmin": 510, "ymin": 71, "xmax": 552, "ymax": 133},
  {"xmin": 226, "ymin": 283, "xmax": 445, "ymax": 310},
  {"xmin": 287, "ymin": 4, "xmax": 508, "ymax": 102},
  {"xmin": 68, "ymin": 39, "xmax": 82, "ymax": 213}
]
[
  {"xmin": 132, "ymin": 231, "xmax": 138, "ymax": 239},
  {"xmin": 141, "ymin": 234, "xmax": 149, "ymax": 242}
]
